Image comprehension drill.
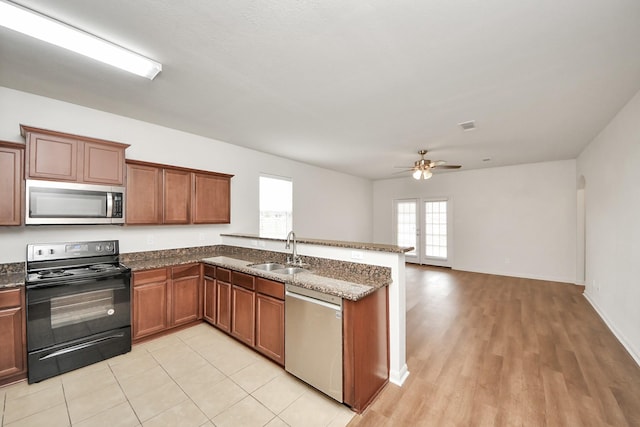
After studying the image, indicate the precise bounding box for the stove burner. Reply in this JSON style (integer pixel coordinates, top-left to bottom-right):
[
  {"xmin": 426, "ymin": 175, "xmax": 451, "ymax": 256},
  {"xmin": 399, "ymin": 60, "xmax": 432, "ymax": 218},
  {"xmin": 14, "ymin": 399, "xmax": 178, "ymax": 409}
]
[
  {"xmin": 38, "ymin": 270, "xmax": 73, "ymax": 279},
  {"xmin": 89, "ymin": 264, "xmax": 118, "ymax": 272}
]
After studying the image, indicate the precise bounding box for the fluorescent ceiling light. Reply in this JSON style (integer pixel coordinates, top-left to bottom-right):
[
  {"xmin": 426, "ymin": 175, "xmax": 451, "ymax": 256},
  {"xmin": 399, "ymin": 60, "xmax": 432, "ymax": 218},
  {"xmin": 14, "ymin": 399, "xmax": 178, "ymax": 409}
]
[{"xmin": 0, "ymin": 0, "xmax": 162, "ymax": 79}]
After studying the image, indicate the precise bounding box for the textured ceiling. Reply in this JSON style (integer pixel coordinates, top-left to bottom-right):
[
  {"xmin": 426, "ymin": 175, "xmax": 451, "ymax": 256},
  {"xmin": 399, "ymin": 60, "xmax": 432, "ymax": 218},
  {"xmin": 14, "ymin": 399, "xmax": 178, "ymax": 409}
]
[{"xmin": 2, "ymin": 0, "xmax": 640, "ymax": 179}]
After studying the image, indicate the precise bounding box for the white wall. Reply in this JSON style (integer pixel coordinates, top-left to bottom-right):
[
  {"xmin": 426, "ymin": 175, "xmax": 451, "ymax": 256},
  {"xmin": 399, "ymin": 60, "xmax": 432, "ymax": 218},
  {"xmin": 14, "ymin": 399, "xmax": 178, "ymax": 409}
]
[
  {"xmin": 578, "ymin": 89, "xmax": 640, "ymax": 365},
  {"xmin": 0, "ymin": 87, "xmax": 373, "ymax": 263},
  {"xmin": 373, "ymin": 160, "xmax": 577, "ymax": 283}
]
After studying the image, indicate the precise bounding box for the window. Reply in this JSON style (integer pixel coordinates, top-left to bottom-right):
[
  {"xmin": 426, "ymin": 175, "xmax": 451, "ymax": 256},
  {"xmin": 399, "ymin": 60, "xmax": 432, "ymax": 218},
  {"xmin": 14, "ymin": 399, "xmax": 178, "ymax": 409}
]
[
  {"xmin": 424, "ymin": 200, "xmax": 447, "ymax": 259},
  {"xmin": 259, "ymin": 175, "xmax": 292, "ymax": 238}
]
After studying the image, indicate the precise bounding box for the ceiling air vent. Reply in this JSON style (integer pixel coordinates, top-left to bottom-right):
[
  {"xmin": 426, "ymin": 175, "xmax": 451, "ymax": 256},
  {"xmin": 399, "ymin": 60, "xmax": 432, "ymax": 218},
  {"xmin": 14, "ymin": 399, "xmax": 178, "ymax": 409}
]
[{"xmin": 458, "ymin": 120, "xmax": 476, "ymax": 131}]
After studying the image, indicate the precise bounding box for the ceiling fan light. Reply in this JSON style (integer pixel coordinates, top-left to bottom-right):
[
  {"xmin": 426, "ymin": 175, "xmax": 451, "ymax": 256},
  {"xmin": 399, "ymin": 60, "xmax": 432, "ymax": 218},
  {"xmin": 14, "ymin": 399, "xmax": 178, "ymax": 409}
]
[
  {"xmin": 412, "ymin": 169, "xmax": 422, "ymax": 180},
  {"xmin": 423, "ymin": 169, "xmax": 433, "ymax": 179}
]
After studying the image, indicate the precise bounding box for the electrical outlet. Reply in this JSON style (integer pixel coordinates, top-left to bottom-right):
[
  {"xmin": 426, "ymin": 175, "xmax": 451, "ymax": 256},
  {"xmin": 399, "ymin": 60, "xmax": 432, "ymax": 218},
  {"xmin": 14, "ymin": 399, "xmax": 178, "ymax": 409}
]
[
  {"xmin": 198, "ymin": 233, "xmax": 206, "ymax": 241},
  {"xmin": 146, "ymin": 235, "xmax": 155, "ymax": 245},
  {"xmin": 351, "ymin": 251, "xmax": 364, "ymax": 260}
]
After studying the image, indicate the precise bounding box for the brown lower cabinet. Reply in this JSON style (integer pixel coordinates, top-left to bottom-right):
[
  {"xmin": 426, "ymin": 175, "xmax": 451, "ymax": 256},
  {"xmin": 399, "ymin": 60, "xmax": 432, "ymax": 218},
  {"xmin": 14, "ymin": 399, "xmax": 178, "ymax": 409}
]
[
  {"xmin": 132, "ymin": 264, "xmax": 202, "ymax": 341},
  {"xmin": 203, "ymin": 266, "xmax": 217, "ymax": 324},
  {"xmin": 215, "ymin": 268, "xmax": 232, "ymax": 333},
  {"xmin": 255, "ymin": 277, "xmax": 285, "ymax": 365},
  {"xmin": 202, "ymin": 266, "xmax": 285, "ymax": 366},
  {"xmin": 0, "ymin": 287, "xmax": 26, "ymax": 386},
  {"xmin": 343, "ymin": 286, "xmax": 389, "ymax": 413},
  {"xmin": 231, "ymin": 271, "xmax": 256, "ymax": 346}
]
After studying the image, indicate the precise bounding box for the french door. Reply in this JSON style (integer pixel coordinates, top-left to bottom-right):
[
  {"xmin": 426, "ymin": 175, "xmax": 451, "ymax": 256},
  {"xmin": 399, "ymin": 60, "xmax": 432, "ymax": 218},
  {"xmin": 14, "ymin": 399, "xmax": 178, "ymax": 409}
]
[{"xmin": 394, "ymin": 198, "xmax": 452, "ymax": 267}]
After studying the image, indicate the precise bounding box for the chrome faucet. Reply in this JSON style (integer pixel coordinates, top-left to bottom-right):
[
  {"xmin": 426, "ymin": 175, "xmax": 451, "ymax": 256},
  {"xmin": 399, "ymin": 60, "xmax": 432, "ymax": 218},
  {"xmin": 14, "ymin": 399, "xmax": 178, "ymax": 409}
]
[{"xmin": 285, "ymin": 230, "xmax": 301, "ymax": 265}]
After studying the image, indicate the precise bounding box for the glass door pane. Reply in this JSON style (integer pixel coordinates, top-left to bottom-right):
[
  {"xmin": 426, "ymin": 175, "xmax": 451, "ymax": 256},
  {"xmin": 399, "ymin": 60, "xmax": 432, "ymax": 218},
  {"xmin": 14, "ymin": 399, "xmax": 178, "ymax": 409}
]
[
  {"xmin": 395, "ymin": 199, "xmax": 418, "ymax": 262},
  {"xmin": 422, "ymin": 199, "xmax": 450, "ymax": 266}
]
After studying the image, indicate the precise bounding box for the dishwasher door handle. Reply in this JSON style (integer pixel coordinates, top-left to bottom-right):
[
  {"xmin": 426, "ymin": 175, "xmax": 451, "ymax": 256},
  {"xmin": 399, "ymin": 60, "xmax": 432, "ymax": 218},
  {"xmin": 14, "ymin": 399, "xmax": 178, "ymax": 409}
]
[{"xmin": 285, "ymin": 290, "xmax": 342, "ymax": 311}]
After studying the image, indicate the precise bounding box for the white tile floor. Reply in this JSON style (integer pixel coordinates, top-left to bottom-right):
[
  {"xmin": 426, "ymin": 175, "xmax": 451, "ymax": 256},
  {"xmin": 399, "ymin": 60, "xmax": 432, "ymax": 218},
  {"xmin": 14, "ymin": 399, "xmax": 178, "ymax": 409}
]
[{"xmin": 0, "ymin": 323, "xmax": 354, "ymax": 427}]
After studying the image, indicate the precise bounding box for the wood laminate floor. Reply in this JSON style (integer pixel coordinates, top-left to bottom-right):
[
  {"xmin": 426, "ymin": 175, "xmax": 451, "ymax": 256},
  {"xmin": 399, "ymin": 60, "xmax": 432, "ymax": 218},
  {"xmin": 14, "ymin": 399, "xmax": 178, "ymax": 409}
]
[{"xmin": 348, "ymin": 265, "xmax": 640, "ymax": 427}]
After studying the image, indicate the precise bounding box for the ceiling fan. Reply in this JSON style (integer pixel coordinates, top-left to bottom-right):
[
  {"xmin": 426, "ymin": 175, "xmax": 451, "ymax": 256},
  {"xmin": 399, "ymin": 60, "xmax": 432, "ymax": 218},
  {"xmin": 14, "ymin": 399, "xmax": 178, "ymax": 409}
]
[{"xmin": 396, "ymin": 150, "xmax": 462, "ymax": 180}]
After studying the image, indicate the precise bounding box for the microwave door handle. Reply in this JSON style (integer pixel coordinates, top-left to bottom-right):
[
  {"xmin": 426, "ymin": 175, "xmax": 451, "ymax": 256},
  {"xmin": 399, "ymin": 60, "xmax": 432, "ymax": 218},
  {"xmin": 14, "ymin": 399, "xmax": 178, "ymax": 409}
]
[{"xmin": 106, "ymin": 192, "xmax": 113, "ymax": 217}]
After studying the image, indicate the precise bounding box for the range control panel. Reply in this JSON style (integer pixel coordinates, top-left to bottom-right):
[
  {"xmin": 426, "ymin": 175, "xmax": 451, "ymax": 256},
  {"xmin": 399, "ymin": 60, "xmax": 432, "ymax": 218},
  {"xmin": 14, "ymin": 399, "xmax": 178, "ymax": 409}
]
[{"xmin": 27, "ymin": 240, "xmax": 119, "ymax": 262}]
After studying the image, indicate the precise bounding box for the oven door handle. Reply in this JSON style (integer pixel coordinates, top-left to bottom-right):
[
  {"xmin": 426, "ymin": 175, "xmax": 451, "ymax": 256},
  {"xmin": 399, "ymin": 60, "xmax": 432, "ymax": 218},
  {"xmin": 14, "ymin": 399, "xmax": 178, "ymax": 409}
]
[
  {"xmin": 27, "ymin": 280, "xmax": 128, "ymax": 305},
  {"xmin": 27, "ymin": 278, "xmax": 128, "ymax": 290},
  {"xmin": 39, "ymin": 332, "xmax": 125, "ymax": 360}
]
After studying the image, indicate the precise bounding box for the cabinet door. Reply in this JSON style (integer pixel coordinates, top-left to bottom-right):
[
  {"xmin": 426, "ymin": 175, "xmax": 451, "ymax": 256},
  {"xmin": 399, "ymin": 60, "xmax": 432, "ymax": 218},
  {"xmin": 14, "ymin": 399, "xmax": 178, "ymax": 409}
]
[
  {"xmin": 231, "ymin": 285, "xmax": 255, "ymax": 346},
  {"xmin": 192, "ymin": 173, "xmax": 231, "ymax": 224},
  {"xmin": 343, "ymin": 287, "xmax": 389, "ymax": 412},
  {"xmin": 171, "ymin": 266, "xmax": 201, "ymax": 326},
  {"xmin": 132, "ymin": 281, "xmax": 168, "ymax": 340},
  {"xmin": 27, "ymin": 132, "xmax": 78, "ymax": 181},
  {"xmin": 163, "ymin": 169, "xmax": 191, "ymax": 224},
  {"xmin": 126, "ymin": 163, "xmax": 161, "ymax": 224},
  {"xmin": 216, "ymin": 280, "xmax": 232, "ymax": 333},
  {"xmin": 83, "ymin": 141, "xmax": 125, "ymax": 185},
  {"xmin": 0, "ymin": 143, "xmax": 23, "ymax": 226},
  {"xmin": 255, "ymin": 294, "xmax": 284, "ymax": 365},
  {"xmin": 203, "ymin": 277, "xmax": 216, "ymax": 325},
  {"xmin": 0, "ymin": 288, "xmax": 26, "ymax": 384}
]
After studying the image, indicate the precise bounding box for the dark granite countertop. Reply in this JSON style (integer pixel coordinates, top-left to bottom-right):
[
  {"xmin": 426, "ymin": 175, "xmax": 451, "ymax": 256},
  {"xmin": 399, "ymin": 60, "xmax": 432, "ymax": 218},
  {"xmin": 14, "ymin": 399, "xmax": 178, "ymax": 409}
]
[
  {"xmin": 201, "ymin": 256, "xmax": 386, "ymax": 301},
  {"xmin": 123, "ymin": 253, "xmax": 219, "ymax": 272},
  {"xmin": 0, "ymin": 273, "xmax": 25, "ymax": 288},
  {"xmin": 221, "ymin": 233, "xmax": 414, "ymax": 254},
  {"xmin": 119, "ymin": 245, "xmax": 391, "ymax": 301}
]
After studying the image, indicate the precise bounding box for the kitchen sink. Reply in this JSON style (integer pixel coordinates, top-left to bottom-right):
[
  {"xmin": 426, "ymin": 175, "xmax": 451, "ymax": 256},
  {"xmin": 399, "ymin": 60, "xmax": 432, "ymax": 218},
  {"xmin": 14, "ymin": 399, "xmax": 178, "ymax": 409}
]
[
  {"xmin": 249, "ymin": 262, "xmax": 286, "ymax": 271},
  {"xmin": 272, "ymin": 267, "xmax": 307, "ymax": 275}
]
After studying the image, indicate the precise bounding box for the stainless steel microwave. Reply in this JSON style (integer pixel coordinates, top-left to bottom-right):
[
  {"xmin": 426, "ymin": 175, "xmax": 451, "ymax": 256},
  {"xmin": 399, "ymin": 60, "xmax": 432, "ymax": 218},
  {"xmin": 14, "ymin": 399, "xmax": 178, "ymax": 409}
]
[{"xmin": 26, "ymin": 180, "xmax": 125, "ymax": 225}]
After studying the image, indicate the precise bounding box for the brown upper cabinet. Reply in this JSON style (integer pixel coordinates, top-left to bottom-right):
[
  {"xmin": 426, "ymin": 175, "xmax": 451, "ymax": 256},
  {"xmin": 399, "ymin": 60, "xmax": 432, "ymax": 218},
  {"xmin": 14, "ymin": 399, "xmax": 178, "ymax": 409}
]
[
  {"xmin": 125, "ymin": 162, "xmax": 162, "ymax": 224},
  {"xmin": 0, "ymin": 141, "xmax": 24, "ymax": 226},
  {"xmin": 163, "ymin": 169, "xmax": 191, "ymax": 224},
  {"xmin": 21, "ymin": 125, "xmax": 128, "ymax": 185},
  {"xmin": 126, "ymin": 160, "xmax": 232, "ymax": 225},
  {"xmin": 192, "ymin": 173, "xmax": 230, "ymax": 224}
]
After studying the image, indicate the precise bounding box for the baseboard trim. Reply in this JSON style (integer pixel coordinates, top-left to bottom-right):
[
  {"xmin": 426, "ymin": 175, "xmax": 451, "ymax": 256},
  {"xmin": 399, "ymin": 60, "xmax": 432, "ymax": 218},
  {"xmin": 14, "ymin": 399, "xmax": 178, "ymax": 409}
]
[
  {"xmin": 389, "ymin": 363, "xmax": 409, "ymax": 386},
  {"xmin": 453, "ymin": 266, "xmax": 575, "ymax": 284},
  {"xmin": 583, "ymin": 291, "xmax": 640, "ymax": 368}
]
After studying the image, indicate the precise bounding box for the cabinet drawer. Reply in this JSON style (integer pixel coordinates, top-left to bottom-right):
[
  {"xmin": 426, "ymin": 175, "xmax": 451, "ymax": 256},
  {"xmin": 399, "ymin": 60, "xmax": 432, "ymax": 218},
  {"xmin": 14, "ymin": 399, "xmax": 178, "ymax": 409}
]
[
  {"xmin": 232, "ymin": 271, "xmax": 255, "ymax": 291},
  {"xmin": 203, "ymin": 265, "xmax": 216, "ymax": 279},
  {"xmin": 172, "ymin": 263, "xmax": 200, "ymax": 279},
  {"xmin": 216, "ymin": 267, "xmax": 231, "ymax": 283},
  {"xmin": 0, "ymin": 287, "xmax": 21, "ymax": 309},
  {"xmin": 133, "ymin": 268, "xmax": 168, "ymax": 286},
  {"xmin": 256, "ymin": 278, "xmax": 284, "ymax": 300}
]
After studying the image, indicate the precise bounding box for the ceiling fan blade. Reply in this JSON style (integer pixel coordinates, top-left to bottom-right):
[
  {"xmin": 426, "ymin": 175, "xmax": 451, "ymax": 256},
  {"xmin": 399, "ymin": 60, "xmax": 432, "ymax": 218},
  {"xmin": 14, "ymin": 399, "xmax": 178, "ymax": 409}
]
[
  {"xmin": 393, "ymin": 165, "xmax": 414, "ymax": 169},
  {"xmin": 392, "ymin": 169, "xmax": 415, "ymax": 175},
  {"xmin": 432, "ymin": 164, "xmax": 462, "ymax": 169},
  {"xmin": 430, "ymin": 160, "xmax": 446, "ymax": 167}
]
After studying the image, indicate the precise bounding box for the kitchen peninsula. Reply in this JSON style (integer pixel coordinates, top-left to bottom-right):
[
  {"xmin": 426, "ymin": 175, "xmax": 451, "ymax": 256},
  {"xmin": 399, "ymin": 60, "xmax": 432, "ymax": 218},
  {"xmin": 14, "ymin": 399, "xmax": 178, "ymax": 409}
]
[{"xmin": 219, "ymin": 233, "xmax": 411, "ymax": 388}]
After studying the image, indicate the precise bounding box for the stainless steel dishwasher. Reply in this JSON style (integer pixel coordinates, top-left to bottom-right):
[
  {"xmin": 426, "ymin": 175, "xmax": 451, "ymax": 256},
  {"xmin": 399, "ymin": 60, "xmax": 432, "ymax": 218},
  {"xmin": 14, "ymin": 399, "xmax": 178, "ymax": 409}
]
[{"xmin": 285, "ymin": 284, "xmax": 343, "ymax": 402}]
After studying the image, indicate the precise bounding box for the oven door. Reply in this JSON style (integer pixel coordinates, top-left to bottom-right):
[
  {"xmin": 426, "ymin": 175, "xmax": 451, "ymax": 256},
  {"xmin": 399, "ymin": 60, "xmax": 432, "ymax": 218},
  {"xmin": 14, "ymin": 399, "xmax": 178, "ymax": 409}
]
[{"xmin": 26, "ymin": 272, "xmax": 131, "ymax": 351}]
